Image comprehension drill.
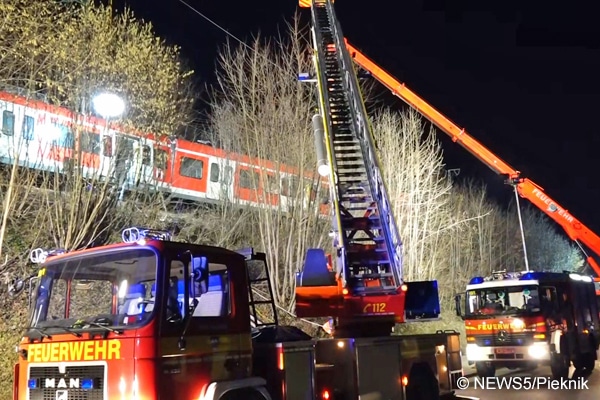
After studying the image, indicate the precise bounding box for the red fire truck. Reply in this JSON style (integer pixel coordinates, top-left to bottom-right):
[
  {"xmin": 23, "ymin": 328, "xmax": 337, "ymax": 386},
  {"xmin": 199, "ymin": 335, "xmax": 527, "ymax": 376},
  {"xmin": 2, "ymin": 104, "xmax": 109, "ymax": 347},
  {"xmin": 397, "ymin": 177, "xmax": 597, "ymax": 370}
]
[
  {"xmin": 455, "ymin": 270, "xmax": 600, "ymax": 379},
  {"xmin": 10, "ymin": 227, "xmax": 465, "ymax": 400}
]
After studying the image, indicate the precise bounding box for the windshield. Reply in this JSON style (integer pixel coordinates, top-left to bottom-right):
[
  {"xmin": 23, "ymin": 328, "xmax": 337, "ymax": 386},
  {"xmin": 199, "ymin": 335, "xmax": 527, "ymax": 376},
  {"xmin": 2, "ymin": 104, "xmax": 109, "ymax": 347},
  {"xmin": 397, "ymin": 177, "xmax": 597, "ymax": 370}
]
[
  {"xmin": 466, "ymin": 284, "xmax": 540, "ymax": 317},
  {"xmin": 30, "ymin": 247, "xmax": 157, "ymax": 331}
]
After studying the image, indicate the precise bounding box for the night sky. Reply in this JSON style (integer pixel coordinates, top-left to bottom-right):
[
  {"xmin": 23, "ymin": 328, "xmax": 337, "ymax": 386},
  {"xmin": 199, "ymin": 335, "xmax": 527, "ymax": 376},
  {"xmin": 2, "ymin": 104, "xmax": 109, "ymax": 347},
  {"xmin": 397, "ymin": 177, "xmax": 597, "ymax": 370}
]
[{"xmin": 116, "ymin": 1, "xmax": 600, "ymax": 236}]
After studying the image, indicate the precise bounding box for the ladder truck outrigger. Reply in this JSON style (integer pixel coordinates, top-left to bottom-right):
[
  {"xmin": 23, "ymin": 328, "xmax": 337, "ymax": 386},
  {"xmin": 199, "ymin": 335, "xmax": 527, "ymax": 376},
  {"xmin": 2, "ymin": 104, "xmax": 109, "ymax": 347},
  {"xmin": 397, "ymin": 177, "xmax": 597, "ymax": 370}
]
[
  {"xmin": 334, "ymin": 40, "xmax": 600, "ymax": 377},
  {"xmin": 9, "ymin": 2, "xmax": 468, "ymax": 400}
]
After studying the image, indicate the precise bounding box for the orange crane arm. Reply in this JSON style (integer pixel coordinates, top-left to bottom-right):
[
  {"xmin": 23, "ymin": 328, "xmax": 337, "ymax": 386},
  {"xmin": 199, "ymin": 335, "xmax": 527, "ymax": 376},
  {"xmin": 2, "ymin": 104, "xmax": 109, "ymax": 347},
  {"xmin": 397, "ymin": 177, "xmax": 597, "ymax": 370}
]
[{"xmin": 344, "ymin": 39, "xmax": 600, "ymax": 277}]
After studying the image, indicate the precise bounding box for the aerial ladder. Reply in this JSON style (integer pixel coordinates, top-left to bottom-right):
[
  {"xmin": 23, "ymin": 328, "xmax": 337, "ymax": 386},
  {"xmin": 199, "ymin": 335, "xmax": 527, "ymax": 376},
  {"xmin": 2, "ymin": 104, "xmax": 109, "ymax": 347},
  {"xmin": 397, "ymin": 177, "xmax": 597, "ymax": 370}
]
[
  {"xmin": 341, "ymin": 40, "xmax": 600, "ymax": 295},
  {"xmin": 295, "ymin": 0, "xmax": 440, "ymax": 338}
]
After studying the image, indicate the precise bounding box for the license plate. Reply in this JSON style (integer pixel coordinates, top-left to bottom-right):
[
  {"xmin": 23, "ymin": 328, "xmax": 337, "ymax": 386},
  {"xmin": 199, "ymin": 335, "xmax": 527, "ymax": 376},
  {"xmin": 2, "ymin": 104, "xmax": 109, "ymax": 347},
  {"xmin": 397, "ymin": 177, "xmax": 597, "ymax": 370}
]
[{"xmin": 495, "ymin": 348, "xmax": 515, "ymax": 354}]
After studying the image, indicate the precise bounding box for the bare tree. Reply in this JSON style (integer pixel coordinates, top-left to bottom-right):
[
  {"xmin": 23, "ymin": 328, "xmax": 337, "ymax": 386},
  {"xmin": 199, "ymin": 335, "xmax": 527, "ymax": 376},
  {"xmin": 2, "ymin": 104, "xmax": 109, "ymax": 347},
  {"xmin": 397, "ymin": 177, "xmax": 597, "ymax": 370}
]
[
  {"xmin": 372, "ymin": 108, "xmax": 455, "ymax": 282},
  {"xmin": 209, "ymin": 17, "xmax": 330, "ymax": 309}
]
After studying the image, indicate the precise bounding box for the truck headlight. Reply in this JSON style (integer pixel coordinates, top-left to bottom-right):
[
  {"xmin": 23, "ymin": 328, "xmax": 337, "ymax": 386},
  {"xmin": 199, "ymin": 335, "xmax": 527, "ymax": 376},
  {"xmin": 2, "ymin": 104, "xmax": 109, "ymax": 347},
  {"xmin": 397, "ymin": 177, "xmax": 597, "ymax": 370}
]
[
  {"xmin": 466, "ymin": 344, "xmax": 484, "ymax": 360},
  {"xmin": 528, "ymin": 343, "xmax": 548, "ymax": 359}
]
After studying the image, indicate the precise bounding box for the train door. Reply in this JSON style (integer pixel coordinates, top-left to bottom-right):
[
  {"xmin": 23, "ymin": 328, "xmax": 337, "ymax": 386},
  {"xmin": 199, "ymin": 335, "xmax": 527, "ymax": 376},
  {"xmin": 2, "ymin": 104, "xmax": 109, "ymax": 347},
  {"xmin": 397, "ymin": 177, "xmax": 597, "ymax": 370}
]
[
  {"xmin": 2, "ymin": 107, "xmax": 35, "ymax": 169},
  {"xmin": 153, "ymin": 145, "xmax": 169, "ymax": 191},
  {"xmin": 132, "ymin": 140, "xmax": 154, "ymax": 188},
  {"xmin": 172, "ymin": 151, "xmax": 208, "ymax": 200},
  {"xmin": 99, "ymin": 131, "xmax": 114, "ymax": 178},
  {"xmin": 235, "ymin": 166, "xmax": 260, "ymax": 206},
  {"xmin": 79, "ymin": 130, "xmax": 101, "ymax": 177},
  {"xmin": 19, "ymin": 113, "xmax": 36, "ymax": 168},
  {"xmin": 280, "ymin": 175, "xmax": 300, "ymax": 213},
  {"xmin": 261, "ymin": 171, "xmax": 280, "ymax": 208},
  {"xmin": 206, "ymin": 157, "xmax": 234, "ymax": 202},
  {"xmin": 0, "ymin": 105, "xmax": 17, "ymax": 164},
  {"xmin": 114, "ymin": 135, "xmax": 135, "ymax": 188}
]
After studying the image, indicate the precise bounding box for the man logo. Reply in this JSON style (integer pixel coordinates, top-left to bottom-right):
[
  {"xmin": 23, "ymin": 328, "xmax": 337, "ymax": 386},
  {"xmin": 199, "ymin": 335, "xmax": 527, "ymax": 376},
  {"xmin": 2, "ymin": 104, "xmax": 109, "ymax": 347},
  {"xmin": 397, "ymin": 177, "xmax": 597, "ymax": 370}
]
[{"xmin": 55, "ymin": 390, "xmax": 68, "ymax": 400}]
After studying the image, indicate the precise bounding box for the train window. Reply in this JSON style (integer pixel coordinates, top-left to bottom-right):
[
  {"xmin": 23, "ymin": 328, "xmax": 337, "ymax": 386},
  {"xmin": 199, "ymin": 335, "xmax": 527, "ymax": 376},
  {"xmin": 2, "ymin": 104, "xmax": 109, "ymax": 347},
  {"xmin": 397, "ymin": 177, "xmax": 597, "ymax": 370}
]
[
  {"xmin": 66, "ymin": 131, "xmax": 75, "ymax": 149},
  {"xmin": 52, "ymin": 123, "xmax": 74, "ymax": 148},
  {"xmin": 240, "ymin": 169, "xmax": 259, "ymax": 189},
  {"xmin": 81, "ymin": 131, "xmax": 101, "ymax": 154},
  {"xmin": 22, "ymin": 115, "xmax": 34, "ymax": 141},
  {"xmin": 223, "ymin": 166, "xmax": 233, "ymax": 185},
  {"xmin": 281, "ymin": 176, "xmax": 300, "ymax": 197},
  {"xmin": 210, "ymin": 163, "xmax": 220, "ymax": 183},
  {"xmin": 154, "ymin": 149, "xmax": 167, "ymax": 170},
  {"xmin": 305, "ymin": 180, "xmax": 318, "ymax": 202},
  {"xmin": 321, "ymin": 185, "xmax": 331, "ymax": 204},
  {"xmin": 180, "ymin": 157, "xmax": 204, "ymax": 179},
  {"xmin": 264, "ymin": 174, "xmax": 279, "ymax": 194},
  {"xmin": 103, "ymin": 135, "xmax": 113, "ymax": 157},
  {"xmin": 141, "ymin": 145, "xmax": 151, "ymax": 166},
  {"xmin": 2, "ymin": 110, "xmax": 15, "ymax": 136}
]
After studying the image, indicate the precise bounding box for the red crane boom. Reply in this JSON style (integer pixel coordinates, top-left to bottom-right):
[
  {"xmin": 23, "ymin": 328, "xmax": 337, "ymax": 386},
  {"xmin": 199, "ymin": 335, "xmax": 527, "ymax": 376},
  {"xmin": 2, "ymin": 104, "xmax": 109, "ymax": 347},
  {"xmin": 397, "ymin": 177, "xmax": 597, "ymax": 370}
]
[{"xmin": 344, "ymin": 40, "xmax": 600, "ymax": 280}]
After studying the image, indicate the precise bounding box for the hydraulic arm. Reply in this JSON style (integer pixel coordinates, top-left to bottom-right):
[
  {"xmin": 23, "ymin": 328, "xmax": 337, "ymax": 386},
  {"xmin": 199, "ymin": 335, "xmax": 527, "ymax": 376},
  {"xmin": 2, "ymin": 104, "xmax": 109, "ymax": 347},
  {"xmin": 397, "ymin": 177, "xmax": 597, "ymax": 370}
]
[
  {"xmin": 295, "ymin": 0, "xmax": 441, "ymax": 337},
  {"xmin": 343, "ymin": 41, "xmax": 600, "ymax": 279}
]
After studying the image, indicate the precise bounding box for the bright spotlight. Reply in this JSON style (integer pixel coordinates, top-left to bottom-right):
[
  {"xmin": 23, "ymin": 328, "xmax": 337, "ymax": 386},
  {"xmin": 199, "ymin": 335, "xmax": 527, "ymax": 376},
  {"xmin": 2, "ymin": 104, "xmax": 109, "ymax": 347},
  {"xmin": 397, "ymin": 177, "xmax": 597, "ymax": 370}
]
[
  {"xmin": 92, "ymin": 92, "xmax": 126, "ymax": 119},
  {"xmin": 318, "ymin": 162, "xmax": 330, "ymax": 177}
]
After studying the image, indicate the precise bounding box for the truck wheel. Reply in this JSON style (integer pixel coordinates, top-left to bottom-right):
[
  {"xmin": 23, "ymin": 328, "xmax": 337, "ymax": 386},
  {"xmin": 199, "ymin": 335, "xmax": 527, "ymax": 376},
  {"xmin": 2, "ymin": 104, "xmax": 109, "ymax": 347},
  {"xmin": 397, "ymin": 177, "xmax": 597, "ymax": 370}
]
[
  {"xmin": 578, "ymin": 352, "xmax": 596, "ymax": 371},
  {"xmin": 475, "ymin": 362, "xmax": 495, "ymax": 378},
  {"xmin": 586, "ymin": 354, "xmax": 596, "ymax": 371},
  {"xmin": 405, "ymin": 362, "xmax": 440, "ymax": 400},
  {"xmin": 550, "ymin": 352, "xmax": 570, "ymax": 379},
  {"xmin": 220, "ymin": 389, "xmax": 265, "ymax": 400}
]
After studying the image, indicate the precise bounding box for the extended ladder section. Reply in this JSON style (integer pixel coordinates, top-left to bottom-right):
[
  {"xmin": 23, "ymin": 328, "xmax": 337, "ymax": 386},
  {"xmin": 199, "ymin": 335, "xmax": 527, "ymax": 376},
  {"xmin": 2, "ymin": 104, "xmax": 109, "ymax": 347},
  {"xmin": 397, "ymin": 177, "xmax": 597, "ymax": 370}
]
[
  {"xmin": 343, "ymin": 41, "xmax": 600, "ymax": 281},
  {"xmin": 296, "ymin": 0, "xmax": 431, "ymax": 336},
  {"xmin": 312, "ymin": 0, "xmax": 403, "ymax": 294}
]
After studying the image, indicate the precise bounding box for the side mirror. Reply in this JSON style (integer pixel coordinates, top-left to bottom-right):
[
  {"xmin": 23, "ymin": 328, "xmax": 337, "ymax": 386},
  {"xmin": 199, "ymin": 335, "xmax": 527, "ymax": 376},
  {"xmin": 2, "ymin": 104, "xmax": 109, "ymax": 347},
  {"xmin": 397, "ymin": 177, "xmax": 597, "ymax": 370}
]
[
  {"xmin": 454, "ymin": 294, "xmax": 464, "ymax": 319},
  {"xmin": 192, "ymin": 256, "xmax": 208, "ymax": 295},
  {"xmin": 192, "ymin": 256, "xmax": 208, "ymax": 281}
]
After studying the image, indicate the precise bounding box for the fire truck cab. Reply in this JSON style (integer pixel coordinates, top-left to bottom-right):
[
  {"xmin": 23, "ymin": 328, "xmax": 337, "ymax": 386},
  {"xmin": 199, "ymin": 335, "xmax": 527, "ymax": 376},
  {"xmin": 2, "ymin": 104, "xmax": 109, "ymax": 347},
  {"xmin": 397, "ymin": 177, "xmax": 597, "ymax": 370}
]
[
  {"xmin": 455, "ymin": 270, "xmax": 600, "ymax": 379},
  {"xmin": 12, "ymin": 228, "xmax": 318, "ymax": 400}
]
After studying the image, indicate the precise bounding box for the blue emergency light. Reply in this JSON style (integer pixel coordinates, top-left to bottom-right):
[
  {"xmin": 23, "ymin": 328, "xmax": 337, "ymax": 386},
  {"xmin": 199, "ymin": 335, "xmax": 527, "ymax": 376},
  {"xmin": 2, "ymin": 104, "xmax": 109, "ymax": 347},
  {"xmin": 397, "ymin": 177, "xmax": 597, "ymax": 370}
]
[
  {"xmin": 81, "ymin": 378, "xmax": 94, "ymax": 390},
  {"xmin": 298, "ymin": 72, "xmax": 317, "ymax": 82},
  {"xmin": 469, "ymin": 277, "xmax": 484, "ymax": 285},
  {"xmin": 520, "ymin": 272, "xmax": 538, "ymax": 281}
]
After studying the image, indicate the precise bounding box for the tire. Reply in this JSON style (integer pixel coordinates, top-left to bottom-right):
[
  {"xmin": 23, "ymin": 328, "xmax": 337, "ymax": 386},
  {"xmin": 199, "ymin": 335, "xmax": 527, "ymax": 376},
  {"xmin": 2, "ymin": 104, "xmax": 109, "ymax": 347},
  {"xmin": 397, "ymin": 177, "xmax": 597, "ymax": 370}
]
[
  {"xmin": 220, "ymin": 389, "xmax": 265, "ymax": 400},
  {"xmin": 576, "ymin": 352, "xmax": 596, "ymax": 371},
  {"xmin": 405, "ymin": 362, "xmax": 440, "ymax": 400},
  {"xmin": 550, "ymin": 352, "xmax": 570, "ymax": 379},
  {"xmin": 475, "ymin": 361, "xmax": 495, "ymax": 378}
]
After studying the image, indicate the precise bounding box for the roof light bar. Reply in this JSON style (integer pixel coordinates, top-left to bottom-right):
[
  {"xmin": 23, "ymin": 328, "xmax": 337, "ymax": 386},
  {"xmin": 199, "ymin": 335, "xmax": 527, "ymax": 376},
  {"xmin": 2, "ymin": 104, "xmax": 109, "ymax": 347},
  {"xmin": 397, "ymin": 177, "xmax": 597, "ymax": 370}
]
[
  {"xmin": 29, "ymin": 248, "xmax": 66, "ymax": 264},
  {"xmin": 122, "ymin": 227, "xmax": 172, "ymax": 243}
]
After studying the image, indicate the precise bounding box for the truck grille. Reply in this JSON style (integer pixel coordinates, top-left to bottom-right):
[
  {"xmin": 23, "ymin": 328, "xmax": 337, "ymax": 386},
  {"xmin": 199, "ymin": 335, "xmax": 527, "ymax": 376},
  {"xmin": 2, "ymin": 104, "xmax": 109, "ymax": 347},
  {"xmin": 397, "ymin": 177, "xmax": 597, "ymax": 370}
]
[
  {"xmin": 28, "ymin": 365, "xmax": 105, "ymax": 400},
  {"xmin": 475, "ymin": 333, "xmax": 533, "ymax": 347}
]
